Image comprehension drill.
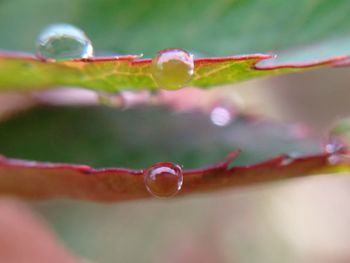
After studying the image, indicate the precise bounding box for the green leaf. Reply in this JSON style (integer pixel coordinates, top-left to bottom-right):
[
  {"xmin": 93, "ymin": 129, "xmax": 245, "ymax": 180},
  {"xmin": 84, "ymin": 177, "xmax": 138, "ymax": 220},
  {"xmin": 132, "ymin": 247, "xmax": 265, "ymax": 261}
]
[
  {"xmin": 0, "ymin": 106, "xmax": 320, "ymax": 168},
  {"xmin": 0, "ymin": 52, "xmax": 347, "ymax": 92},
  {"xmin": 1, "ymin": 1, "xmax": 350, "ymax": 91}
]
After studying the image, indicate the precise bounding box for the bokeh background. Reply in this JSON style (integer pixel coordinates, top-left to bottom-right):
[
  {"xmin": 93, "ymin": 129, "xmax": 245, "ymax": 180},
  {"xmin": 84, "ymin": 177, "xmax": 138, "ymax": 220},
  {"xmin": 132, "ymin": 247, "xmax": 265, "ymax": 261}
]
[{"xmin": 1, "ymin": 0, "xmax": 350, "ymax": 262}]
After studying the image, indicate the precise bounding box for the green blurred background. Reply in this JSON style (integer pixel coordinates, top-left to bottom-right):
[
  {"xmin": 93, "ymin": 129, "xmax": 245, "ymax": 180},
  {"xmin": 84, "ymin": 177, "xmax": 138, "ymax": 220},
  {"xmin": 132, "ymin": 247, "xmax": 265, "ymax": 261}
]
[{"xmin": 1, "ymin": 0, "xmax": 350, "ymax": 57}]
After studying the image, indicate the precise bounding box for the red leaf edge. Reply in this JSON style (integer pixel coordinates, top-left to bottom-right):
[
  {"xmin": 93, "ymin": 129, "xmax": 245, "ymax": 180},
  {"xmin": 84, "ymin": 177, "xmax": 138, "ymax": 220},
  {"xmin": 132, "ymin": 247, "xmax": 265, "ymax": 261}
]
[
  {"xmin": 0, "ymin": 151, "xmax": 344, "ymax": 202},
  {"xmin": 0, "ymin": 51, "xmax": 348, "ymax": 70}
]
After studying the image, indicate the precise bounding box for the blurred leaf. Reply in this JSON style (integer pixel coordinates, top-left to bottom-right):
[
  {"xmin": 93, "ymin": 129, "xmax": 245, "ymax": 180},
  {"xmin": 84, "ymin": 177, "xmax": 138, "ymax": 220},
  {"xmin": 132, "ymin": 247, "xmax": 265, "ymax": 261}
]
[
  {"xmin": 0, "ymin": 105, "xmax": 345, "ymax": 202},
  {"xmin": 0, "ymin": 106, "xmax": 320, "ymax": 168},
  {"xmin": 0, "ymin": 198, "xmax": 78, "ymax": 262},
  {"xmin": 1, "ymin": 0, "xmax": 350, "ymax": 56}
]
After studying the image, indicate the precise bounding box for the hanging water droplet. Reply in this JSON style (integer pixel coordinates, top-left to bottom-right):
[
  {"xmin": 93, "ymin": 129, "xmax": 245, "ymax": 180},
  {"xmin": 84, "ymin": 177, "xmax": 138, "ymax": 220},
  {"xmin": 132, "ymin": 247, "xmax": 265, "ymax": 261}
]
[
  {"xmin": 279, "ymin": 152, "xmax": 301, "ymax": 166},
  {"xmin": 280, "ymin": 156, "xmax": 293, "ymax": 166},
  {"xmin": 325, "ymin": 143, "xmax": 342, "ymax": 154},
  {"xmin": 324, "ymin": 137, "xmax": 344, "ymax": 154},
  {"xmin": 151, "ymin": 48, "xmax": 194, "ymax": 90},
  {"xmin": 328, "ymin": 154, "xmax": 341, "ymax": 165},
  {"xmin": 324, "ymin": 136, "xmax": 346, "ymax": 165},
  {"xmin": 144, "ymin": 162, "xmax": 183, "ymax": 198},
  {"xmin": 324, "ymin": 137, "xmax": 346, "ymax": 165},
  {"xmin": 36, "ymin": 23, "xmax": 93, "ymax": 60}
]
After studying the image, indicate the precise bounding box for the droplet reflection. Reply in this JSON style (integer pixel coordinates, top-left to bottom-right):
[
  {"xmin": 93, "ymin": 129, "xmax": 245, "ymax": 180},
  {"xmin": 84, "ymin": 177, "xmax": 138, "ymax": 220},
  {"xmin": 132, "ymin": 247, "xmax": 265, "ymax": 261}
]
[
  {"xmin": 324, "ymin": 136, "xmax": 346, "ymax": 165},
  {"xmin": 152, "ymin": 48, "xmax": 194, "ymax": 90},
  {"xmin": 144, "ymin": 162, "xmax": 183, "ymax": 198},
  {"xmin": 324, "ymin": 137, "xmax": 344, "ymax": 154},
  {"xmin": 36, "ymin": 23, "xmax": 93, "ymax": 60}
]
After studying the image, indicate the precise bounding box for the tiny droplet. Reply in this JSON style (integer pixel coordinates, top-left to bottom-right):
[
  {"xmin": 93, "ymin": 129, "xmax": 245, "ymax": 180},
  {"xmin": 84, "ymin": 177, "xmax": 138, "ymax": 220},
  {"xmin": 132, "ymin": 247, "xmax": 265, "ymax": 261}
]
[
  {"xmin": 144, "ymin": 162, "xmax": 183, "ymax": 198},
  {"xmin": 151, "ymin": 48, "xmax": 194, "ymax": 90},
  {"xmin": 36, "ymin": 23, "xmax": 93, "ymax": 60},
  {"xmin": 328, "ymin": 154, "xmax": 342, "ymax": 165},
  {"xmin": 280, "ymin": 156, "xmax": 293, "ymax": 166},
  {"xmin": 324, "ymin": 137, "xmax": 344, "ymax": 154},
  {"xmin": 210, "ymin": 106, "xmax": 232, "ymax": 126},
  {"xmin": 324, "ymin": 138, "xmax": 338, "ymax": 165}
]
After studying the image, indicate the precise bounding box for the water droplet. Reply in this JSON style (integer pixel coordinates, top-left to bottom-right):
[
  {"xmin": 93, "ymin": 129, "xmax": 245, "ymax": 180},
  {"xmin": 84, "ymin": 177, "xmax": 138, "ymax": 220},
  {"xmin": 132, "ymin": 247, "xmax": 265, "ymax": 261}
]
[
  {"xmin": 280, "ymin": 157, "xmax": 293, "ymax": 166},
  {"xmin": 36, "ymin": 23, "xmax": 93, "ymax": 60},
  {"xmin": 328, "ymin": 154, "xmax": 341, "ymax": 165},
  {"xmin": 152, "ymin": 48, "xmax": 194, "ymax": 90},
  {"xmin": 324, "ymin": 138, "xmax": 340, "ymax": 165},
  {"xmin": 210, "ymin": 106, "xmax": 232, "ymax": 126},
  {"xmin": 280, "ymin": 152, "xmax": 301, "ymax": 166},
  {"xmin": 187, "ymin": 49, "xmax": 206, "ymax": 58},
  {"xmin": 324, "ymin": 136, "xmax": 344, "ymax": 154},
  {"xmin": 324, "ymin": 136, "xmax": 347, "ymax": 165},
  {"xmin": 144, "ymin": 162, "xmax": 183, "ymax": 198}
]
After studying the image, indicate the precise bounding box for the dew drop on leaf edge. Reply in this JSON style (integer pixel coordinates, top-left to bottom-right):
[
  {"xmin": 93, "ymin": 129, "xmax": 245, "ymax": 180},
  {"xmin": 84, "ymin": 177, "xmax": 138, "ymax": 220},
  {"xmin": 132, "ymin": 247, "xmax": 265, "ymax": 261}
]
[
  {"xmin": 144, "ymin": 162, "xmax": 183, "ymax": 198},
  {"xmin": 36, "ymin": 23, "xmax": 93, "ymax": 61},
  {"xmin": 151, "ymin": 48, "xmax": 194, "ymax": 90},
  {"xmin": 324, "ymin": 133, "xmax": 348, "ymax": 165}
]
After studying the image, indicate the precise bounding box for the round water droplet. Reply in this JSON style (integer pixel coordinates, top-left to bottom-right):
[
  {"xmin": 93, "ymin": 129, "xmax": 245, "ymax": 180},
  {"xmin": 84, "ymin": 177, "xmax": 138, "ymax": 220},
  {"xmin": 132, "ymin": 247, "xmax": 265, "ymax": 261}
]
[
  {"xmin": 151, "ymin": 48, "xmax": 194, "ymax": 90},
  {"xmin": 144, "ymin": 162, "xmax": 183, "ymax": 198},
  {"xmin": 210, "ymin": 106, "xmax": 232, "ymax": 126},
  {"xmin": 36, "ymin": 23, "xmax": 93, "ymax": 60}
]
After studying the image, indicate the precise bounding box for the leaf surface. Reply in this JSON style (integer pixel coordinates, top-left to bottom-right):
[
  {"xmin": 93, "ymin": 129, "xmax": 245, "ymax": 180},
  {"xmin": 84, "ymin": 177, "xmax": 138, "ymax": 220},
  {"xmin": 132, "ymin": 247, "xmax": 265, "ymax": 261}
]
[
  {"xmin": 0, "ymin": 151, "xmax": 348, "ymax": 202},
  {"xmin": 0, "ymin": 51, "xmax": 348, "ymax": 92}
]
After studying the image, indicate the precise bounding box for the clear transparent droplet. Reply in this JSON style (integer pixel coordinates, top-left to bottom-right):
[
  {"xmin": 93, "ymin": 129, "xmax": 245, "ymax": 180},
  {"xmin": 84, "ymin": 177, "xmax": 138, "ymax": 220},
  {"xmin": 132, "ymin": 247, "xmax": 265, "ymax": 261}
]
[
  {"xmin": 151, "ymin": 48, "xmax": 194, "ymax": 90},
  {"xmin": 144, "ymin": 162, "xmax": 183, "ymax": 198},
  {"xmin": 36, "ymin": 23, "xmax": 93, "ymax": 60}
]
